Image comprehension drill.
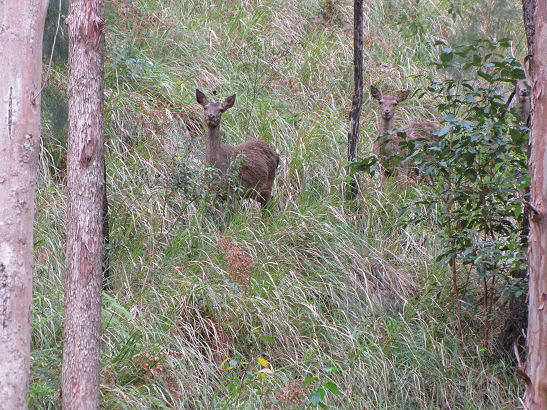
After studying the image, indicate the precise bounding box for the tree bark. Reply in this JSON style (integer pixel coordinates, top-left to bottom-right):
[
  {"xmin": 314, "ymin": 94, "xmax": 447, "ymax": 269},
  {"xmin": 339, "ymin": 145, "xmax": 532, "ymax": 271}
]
[
  {"xmin": 526, "ymin": 1, "xmax": 547, "ymax": 408},
  {"xmin": 0, "ymin": 1, "xmax": 49, "ymax": 407},
  {"xmin": 346, "ymin": 0, "xmax": 364, "ymax": 199},
  {"xmin": 62, "ymin": 0, "xmax": 106, "ymax": 408}
]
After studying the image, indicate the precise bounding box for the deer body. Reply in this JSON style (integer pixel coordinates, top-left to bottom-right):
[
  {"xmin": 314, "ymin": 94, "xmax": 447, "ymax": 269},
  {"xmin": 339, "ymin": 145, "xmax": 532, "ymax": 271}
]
[
  {"xmin": 370, "ymin": 85, "xmax": 436, "ymax": 179},
  {"xmin": 197, "ymin": 89, "xmax": 279, "ymax": 208}
]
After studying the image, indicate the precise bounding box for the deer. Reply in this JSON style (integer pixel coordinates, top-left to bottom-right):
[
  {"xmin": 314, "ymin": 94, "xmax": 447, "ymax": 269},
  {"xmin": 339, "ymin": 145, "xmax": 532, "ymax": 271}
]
[
  {"xmin": 370, "ymin": 85, "xmax": 437, "ymax": 180},
  {"xmin": 196, "ymin": 89, "xmax": 280, "ymax": 209},
  {"xmin": 513, "ymin": 79, "xmax": 531, "ymax": 127}
]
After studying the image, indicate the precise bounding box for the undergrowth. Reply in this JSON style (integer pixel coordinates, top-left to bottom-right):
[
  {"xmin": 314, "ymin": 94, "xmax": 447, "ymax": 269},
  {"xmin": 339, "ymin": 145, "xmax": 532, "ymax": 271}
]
[{"xmin": 33, "ymin": 0, "xmax": 525, "ymax": 407}]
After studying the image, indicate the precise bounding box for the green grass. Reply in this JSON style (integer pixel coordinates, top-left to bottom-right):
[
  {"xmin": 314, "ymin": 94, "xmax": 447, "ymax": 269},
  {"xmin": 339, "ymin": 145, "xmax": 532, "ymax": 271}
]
[{"xmin": 34, "ymin": 0, "xmax": 526, "ymax": 407}]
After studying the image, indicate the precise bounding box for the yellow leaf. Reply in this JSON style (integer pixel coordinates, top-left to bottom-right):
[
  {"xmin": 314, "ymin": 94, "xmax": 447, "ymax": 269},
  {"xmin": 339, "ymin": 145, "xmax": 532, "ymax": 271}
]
[
  {"xmin": 251, "ymin": 326, "xmax": 261, "ymax": 333},
  {"xmin": 257, "ymin": 368, "xmax": 274, "ymax": 374},
  {"xmin": 219, "ymin": 358, "xmax": 234, "ymax": 372},
  {"xmin": 257, "ymin": 357, "xmax": 269, "ymax": 368}
]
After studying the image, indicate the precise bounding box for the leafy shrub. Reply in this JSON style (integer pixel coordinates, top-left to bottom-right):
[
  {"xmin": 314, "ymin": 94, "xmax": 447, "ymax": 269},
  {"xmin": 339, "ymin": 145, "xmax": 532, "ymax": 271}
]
[{"xmin": 352, "ymin": 38, "xmax": 529, "ymax": 346}]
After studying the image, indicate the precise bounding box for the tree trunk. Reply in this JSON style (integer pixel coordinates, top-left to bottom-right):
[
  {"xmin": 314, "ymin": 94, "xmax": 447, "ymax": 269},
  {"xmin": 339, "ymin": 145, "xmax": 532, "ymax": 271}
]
[
  {"xmin": 346, "ymin": 0, "xmax": 364, "ymax": 199},
  {"xmin": 523, "ymin": 0, "xmax": 536, "ymax": 61},
  {"xmin": 526, "ymin": 1, "xmax": 547, "ymax": 408},
  {"xmin": 0, "ymin": 1, "xmax": 49, "ymax": 407},
  {"xmin": 102, "ymin": 157, "xmax": 110, "ymax": 288},
  {"xmin": 62, "ymin": 0, "xmax": 106, "ymax": 408}
]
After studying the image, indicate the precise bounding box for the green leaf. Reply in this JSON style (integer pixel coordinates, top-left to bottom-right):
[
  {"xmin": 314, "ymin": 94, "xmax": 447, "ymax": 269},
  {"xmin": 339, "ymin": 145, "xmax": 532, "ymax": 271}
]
[
  {"xmin": 321, "ymin": 365, "xmax": 338, "ymax": 374},
  {"xmin": 322, "ymin": 381, "xmax": 339, "ymax": 395},
  {"xmin": 435, "ymin": 126, "xmax": 451, "ymax": 137},
  {"xmin": 260, "ymin": 334, "xmax": 274, "ymax": 344},
  {"xmin": 303, "ymin": 376, "xmax": 319, "ymax": 387},
  {"xmin": 440, "ymin": 48, "xmax": 454, "ymax": 62},
  {"xmin": 477, "ymin": 70, "xmax": 493, "ymax": 82},
  {"xmin": 309, "ymin": 391, "xmax": 322, "ymax": 406}
]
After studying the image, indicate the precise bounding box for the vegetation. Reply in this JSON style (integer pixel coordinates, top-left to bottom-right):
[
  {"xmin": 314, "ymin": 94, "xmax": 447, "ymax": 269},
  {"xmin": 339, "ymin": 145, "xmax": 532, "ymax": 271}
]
[
  {"xmin": 34, "ymin": 0, "xmax": 526, "ymax": 407},
  {"xmin": 353, "ymin": 38, "xmax": 530, "ymax": 351}
]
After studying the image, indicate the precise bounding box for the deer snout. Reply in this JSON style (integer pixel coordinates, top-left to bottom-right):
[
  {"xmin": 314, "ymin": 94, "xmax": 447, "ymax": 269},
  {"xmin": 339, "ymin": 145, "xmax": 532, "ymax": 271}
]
[
  {"xmin": 382, "ymin": 109, "xmax": 392, "ymax": 119},
  {"xmin": 207, "ymin": 113, "xmax": 216, "ymax": 120}
]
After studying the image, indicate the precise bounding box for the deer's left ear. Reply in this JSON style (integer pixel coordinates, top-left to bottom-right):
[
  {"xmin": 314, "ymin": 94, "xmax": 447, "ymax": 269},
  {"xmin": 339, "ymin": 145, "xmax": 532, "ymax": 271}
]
[
  {"xmin": 223, "ymin": 94, "xmax": 236, "ymax": 110},
  {"xmin": 396, "ymin": 90, "xmax": 410, "ymax": 103}
]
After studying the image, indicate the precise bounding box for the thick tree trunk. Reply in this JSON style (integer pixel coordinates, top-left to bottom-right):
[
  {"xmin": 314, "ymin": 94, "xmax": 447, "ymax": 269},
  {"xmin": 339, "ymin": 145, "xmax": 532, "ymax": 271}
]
[
  {"xmin": 526, "ymin": 1, "xmax": 547, "ymax": 408},
  {"xmin": 0, "ymin": 1, "xmax": 49, "ymax": 407},
  {"xmin": 346, "ymin": 0, "xmax": 364, "ymax": 199},
  {"xmin": 62, "ymin": 0, "xmax": 106, "ymax": 408}
]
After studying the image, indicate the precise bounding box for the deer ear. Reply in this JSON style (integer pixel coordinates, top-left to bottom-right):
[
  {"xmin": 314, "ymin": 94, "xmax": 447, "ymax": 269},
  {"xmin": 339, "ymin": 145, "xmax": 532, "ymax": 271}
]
[
  {"xmin": 370, "ymin": 85, "xmax": 382, "ymax": 101},
  {"xmin": 196, "ymin": 89, "xmax": 208, "ymax": 106},
  {"xmin": 396, "ymin": 90, "xmax": 410, "ymax": 103},
  {"xmin": 223, "ymin": 94, "xmax": 236, "ymax": 110}
]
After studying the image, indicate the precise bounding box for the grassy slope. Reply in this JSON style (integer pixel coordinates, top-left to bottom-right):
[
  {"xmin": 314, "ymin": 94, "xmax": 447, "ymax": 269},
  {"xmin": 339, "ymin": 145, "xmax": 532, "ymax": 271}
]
[{"xmin": 33, "ymin": 0, "xmax": 525, "ymax": 408}]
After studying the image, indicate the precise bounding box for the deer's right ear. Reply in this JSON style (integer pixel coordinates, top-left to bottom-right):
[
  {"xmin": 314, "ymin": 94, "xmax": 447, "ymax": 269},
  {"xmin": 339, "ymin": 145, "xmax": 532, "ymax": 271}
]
[
  {"xmin": 370, "ymin": 85, "xmax": 382, "ymax": 101},
  {"xmin": 196, "ymin": 89, "xmax": 208, "ymax": 106},
  {"xmin": 396, "ymin": 90, "xmax": 410, "ymax": 103},
  {"xmin": 223, "ymin": 94, "xmax": 236, "ymax": 110}
]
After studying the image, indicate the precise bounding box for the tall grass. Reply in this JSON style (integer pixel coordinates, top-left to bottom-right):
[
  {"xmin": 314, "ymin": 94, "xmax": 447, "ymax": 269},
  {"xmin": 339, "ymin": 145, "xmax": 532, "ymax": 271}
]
[{"xmin": 33, "ymin": 0, "xmax": 525, "ymax": 407}]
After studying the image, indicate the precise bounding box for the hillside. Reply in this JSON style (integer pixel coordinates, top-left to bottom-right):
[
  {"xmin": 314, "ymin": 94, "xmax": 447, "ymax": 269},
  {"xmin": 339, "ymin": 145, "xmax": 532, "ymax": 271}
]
[{"xmin": 34, "ymin": 0, "xmax": 526, "ymax": 407}]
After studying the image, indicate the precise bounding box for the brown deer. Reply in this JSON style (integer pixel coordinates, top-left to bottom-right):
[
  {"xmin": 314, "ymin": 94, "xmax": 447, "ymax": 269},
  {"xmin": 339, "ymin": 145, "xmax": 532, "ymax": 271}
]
[
  {"xmin": 514, "ymin": 79, "xmax": 531, "ymax": 127},
  {"xmin": 196, "ymin": 89, "xmax": 280, "ymax": 208},
  {"xmin": 370, "ymin": 85, "xmax": 436, "ymax": 179}
]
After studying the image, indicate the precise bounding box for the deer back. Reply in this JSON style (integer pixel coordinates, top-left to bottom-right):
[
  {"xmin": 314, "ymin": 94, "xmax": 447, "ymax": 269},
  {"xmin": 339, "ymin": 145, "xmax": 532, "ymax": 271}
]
[{"xmin": 228, "ymin": 140, "xmax": 280, "ymax": 194}]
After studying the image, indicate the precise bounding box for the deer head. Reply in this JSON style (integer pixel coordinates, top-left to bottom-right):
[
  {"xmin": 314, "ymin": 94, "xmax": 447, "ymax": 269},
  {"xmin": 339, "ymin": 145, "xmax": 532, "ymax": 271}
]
[
  {"xmin": 370, "ymin": 85, "xmax": 410, "ymax": 122},
  {"xmin": 196, "ymin": 89, "xmax": 236, "ymax": 128}
]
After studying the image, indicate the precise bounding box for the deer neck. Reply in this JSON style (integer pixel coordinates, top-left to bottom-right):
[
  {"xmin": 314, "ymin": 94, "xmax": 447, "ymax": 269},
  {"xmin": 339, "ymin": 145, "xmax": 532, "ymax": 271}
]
[
  {"xmin": 379, "ymin": 117, "xmax": 393, "ymax": 134},
  {"xmin": 205, "ymin": 124, "xmax": 222, "ymax": 168}
]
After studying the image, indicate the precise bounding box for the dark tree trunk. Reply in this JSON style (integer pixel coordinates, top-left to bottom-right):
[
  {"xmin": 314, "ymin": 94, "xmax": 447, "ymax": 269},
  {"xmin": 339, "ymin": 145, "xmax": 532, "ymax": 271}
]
[
  {"xmin": 525, "ymin": 1, "xmax": 547, "ymax": 407},
  {"xmin": 346, "ymin": 0, "xmax": 364, "ymax": 199},
  {"xmin": 0, "ymin": 1, "xmax": 49, "ymax": 406},
  {"xmin": 62, "ymin": 0, "xmax": 106, "ymax": 408},
  {"xmin": 523, "ymin": 0, "xmax": 536, "ymax": 61},
  {"xmin": 102, "ymin": 158, "xmax": 110, "ymax": 288}
]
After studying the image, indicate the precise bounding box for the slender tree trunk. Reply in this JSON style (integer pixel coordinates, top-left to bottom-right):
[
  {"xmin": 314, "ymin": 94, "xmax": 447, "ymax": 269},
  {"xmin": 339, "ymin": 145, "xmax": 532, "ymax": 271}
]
[
  {"xmin": 526, "ymin": 2, "xmax": 547, "ymax": 408},
  {"xmin": 102, "ymin": 158, "xmax": 110, "ymax": 288},
  {"xmin": 346, "ymin": 0, "xmax": 364, "ymax": 199},
  {"xmin": 523, "ymin": 0, "xmax": 536, "ymax": 61},
  {"xmin": 62, "ymin": 0, "xmax": 106, "ymax": 408},
  {"xmin": 0, "ymin": 1, "xmax": 49, "ymax": 407}
]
